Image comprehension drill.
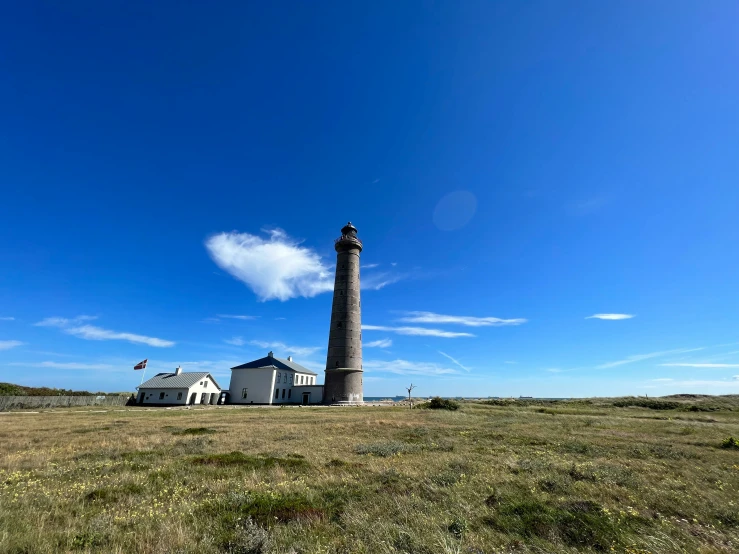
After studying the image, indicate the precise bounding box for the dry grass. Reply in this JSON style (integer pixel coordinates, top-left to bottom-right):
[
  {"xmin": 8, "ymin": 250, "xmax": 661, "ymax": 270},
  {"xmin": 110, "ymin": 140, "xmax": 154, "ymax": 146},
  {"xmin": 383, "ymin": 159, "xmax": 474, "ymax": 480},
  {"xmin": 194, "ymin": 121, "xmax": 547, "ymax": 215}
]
[{"xmin": 1, "ymin": 399, "xmax": 738, "ymax": 553}]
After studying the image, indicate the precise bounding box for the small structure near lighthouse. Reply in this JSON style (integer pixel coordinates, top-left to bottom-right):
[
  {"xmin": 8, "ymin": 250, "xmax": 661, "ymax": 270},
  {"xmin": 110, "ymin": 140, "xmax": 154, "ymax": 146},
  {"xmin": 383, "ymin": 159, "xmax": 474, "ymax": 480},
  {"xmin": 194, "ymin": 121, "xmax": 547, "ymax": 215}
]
[{"xmin": 323, "ymin": 222, "xmax": 364, "ymax": 404}]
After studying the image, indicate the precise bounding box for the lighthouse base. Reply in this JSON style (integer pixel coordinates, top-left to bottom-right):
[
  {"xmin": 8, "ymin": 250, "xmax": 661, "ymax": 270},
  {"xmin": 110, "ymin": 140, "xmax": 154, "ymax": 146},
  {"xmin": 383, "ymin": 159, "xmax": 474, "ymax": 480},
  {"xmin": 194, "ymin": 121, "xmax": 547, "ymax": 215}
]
[{"xmin": 323, "ymin": 368, "xmax": 363, "ymax": 405}]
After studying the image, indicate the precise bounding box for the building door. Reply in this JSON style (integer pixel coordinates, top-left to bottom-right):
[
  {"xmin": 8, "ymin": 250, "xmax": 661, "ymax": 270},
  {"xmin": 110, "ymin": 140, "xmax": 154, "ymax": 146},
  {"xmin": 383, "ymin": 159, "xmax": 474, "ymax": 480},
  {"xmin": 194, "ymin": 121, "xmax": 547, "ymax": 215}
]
[
  {"xmin": 200, "ymin": 393, "xmax": 207, "ymax": 404},
  {"xmin": 189, "ymin": 393, "xmax": 196, "ymax": 405},
  {"xmin": 138, "ymin": 392, "xmax": 145, "ymax": 404},
  {"xmin": 302, "ymin": 392, "xmax": 310, "ymax": 405}
]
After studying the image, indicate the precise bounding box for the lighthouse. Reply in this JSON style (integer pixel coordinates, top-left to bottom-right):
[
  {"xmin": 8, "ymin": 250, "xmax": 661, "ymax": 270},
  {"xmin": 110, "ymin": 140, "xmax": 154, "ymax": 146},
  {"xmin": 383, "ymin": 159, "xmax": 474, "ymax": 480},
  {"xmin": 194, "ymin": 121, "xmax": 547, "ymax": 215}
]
[{"xmin": 323, "ymin": 222, "xmax": 364, "ymax": 404}]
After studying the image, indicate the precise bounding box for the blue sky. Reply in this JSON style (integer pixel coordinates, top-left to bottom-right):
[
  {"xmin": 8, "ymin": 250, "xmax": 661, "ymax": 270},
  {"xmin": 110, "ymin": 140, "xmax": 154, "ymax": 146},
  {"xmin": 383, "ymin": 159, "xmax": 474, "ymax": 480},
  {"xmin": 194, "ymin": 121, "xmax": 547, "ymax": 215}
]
[{"xmin": 1, "ymin": 1, "xmax": 738, "ymax": 397}]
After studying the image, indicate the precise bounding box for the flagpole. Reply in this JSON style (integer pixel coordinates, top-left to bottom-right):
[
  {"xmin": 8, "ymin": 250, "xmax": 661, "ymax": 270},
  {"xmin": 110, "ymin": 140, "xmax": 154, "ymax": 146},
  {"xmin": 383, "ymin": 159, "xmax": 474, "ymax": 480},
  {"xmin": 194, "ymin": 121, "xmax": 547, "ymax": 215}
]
[{"xmin": 139, "ymin": 366, "xmax": 147, "ymax": 386}]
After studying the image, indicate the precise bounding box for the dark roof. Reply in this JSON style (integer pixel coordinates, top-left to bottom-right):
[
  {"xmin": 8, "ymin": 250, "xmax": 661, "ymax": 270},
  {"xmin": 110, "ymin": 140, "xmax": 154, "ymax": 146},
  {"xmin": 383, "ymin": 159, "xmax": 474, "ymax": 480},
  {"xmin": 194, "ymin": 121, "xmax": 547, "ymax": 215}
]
[
  {"xmin": 231, "ymin": 355, "xmax": 318, "ymax": 376},
  {"xmin": 138, "ymin": 371, "xmax": 222, "ymax": 390}
]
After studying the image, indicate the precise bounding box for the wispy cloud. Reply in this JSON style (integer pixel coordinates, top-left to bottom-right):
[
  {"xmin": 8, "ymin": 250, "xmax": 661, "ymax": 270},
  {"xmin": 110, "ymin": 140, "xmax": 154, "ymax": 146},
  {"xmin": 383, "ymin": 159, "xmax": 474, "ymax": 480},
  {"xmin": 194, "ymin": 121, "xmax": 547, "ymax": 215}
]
[
  {"xmin": 10, "ymin": 361, "xmax": 114, "ymax": 370},
  {"xmin": 363, "ymin": 325, "xmax": 475, "ymax": 338},
  {"xmin": 651, "ymin": 378, "xmax": 674, "ymax": 382},
  {"xmin": 504, "ymin": 360, "xmax": 517, "ymax": 365},
  {"xmin": 0, "ymin": 317, "xmax": 14, "ymax": 321},
  {"xmin": 666, "ymin": 379, "xmax": 739, "ymax": 388},
  {"xmin": 363, "ymin": 359, "xmax": 459, "ymax": 376},
  {"xmin": 218, "ymin": 314, "xmax": 259, "ymax": 320},
  {"xmin": 586, "ymin": 314, "xmax": 635, "ymax": 320},
  {"xmin": 660, "ymin": 363, "xmax": 739, "ymax": 368},
  {"xmin": 734, "ymin": 375, "xmax": 739, "ymax": 381},
  {"xmin": 248, "ymin": 340, "xmax": 322, "ymax": 357},
  {"xmin": 36, "ymin": 316, "xmax": 175, "ymax": 347},
  {"xmin": 546, "ymin": 368, "xmax": 563, "ymax": 373},
  {"xmin": 596, "ymin": 347, "xmax": 703, "ymax": 369},
  {"xmin": 362, "ymin": 263, "xmax": 380, "ymax": 269},
  {"xmin": 398, "ymin": 311, "xmax": 526, "ymax": 327},
  {"xmin": 224, "ymin": 337, "xmax": 245, "ymax": 346},
  {"xmin": 365, "ymin": 339, "xmax": 392, "ymax": 348},
  {"xmin": 438, "ymin": 351, "xmax": 470, "ymax": 371},
  {"xmin": 0, "ymin": 340, "xmax": 24, "ymax": 351},
  {"xmin": 362, "ymin": 271, "xmax": 405, "ymax": 291},
  {"xmin": 35, "ymin": 315, "xmax": 98, "ymax": 327}
]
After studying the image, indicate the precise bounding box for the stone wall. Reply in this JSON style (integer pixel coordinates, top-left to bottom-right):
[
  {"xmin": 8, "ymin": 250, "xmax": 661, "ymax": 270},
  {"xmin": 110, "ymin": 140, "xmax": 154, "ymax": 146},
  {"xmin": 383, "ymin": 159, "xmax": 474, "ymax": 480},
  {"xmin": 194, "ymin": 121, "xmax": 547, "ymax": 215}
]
[{"xmin": 0, "ymin": 395, "xmax": 132, "ymax": 411}]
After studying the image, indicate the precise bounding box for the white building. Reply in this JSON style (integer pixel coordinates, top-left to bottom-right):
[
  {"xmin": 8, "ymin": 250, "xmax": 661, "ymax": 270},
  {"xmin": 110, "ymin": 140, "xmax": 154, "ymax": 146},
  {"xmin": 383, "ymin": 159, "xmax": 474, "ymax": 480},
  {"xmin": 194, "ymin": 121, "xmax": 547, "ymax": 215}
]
[
  {"xmin": 228, "ymin": 351, "xmax": 324, "ymax": 405},
  {"xmin": 137, "ymin": 366, "xmax": 222, "ymax": 406}
]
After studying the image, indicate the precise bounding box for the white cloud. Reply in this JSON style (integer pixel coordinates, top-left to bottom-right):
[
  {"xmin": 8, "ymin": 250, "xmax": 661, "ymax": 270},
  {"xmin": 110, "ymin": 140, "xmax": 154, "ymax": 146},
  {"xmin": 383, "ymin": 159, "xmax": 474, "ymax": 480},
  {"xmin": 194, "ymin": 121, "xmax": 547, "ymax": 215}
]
[
  {"xmin": 0, "ymin": 317, "xmax": 14, "ymax": 321},
  {"xmin": 363, "ymin": 359, "xmax": 459, "ymax": 376},
  {"xmin": 365, "ymin": 339, "xmax": 392, "ymax": 348},
  {"xmin": 546, "ymin": 368, "xmax": 563, "ymax": 373},
  {"xmin": 65, "ymin": 325, "xmax": 175, "ymax": 347},
  {"xmin": 35, "ymin": 315, "xmax": 97, "ymax": 327},
  {"xmin": 398, "ymin": 311, "xmax": 526, "ymax": 327},
  {"xmin": 36, "ymin": 316, "xmax": 174, "ymax": 347},
  {"xmin": 596, "ymin": 348, "xmax": 704, "ymax": 369},
  {"xmin": 218, "ymin": 314, "xmax": 259, "ymax": 320},
  {"xmin": 651, "ymin": 378, "xmax": 674, "ymax": 382},
  {"xmin": 667, "ymin": 379, "xmax": 739, "ymax": 388},
  {"xmin": 586, "ymin": 314, "xmax": 635, "ymax": 320},
  {"xmin": 0, "ymin": 340, "xmax": 24, "ymax": 351},
  {"xmin": 362, "ymin": 263, "xmax": 380, "ymax": 269},
  {"xmin": 362, "ymin": 325, "xmax": 475, "ymax": 338},
  {"xmin": 248, "ymin": 340, "xmax": 322, "ymax": 357},
  {"xmin": 224, "ymin": 337, "xmax": 245, "ymax": 346},
  {"xmin": 10, "ymin": 361, "xmax": 113, "ymax": 370},
  {"xmin": 205, "ymin": 229, "xmax": 334, "ymax": 301},
  {"xmin": 205, "ymin": 229, "xmax": 404, "ymax": 301},
  {"xmin": 660, "ymin": 363, "xmax": 739, "ymax": 368},
  {"xmin": 438, "ymin": 350, "xmax": 470, "ymax": 371},
  {"xmin": 734, "ymin": 375, "xmax": 739, "ymax": 381}
]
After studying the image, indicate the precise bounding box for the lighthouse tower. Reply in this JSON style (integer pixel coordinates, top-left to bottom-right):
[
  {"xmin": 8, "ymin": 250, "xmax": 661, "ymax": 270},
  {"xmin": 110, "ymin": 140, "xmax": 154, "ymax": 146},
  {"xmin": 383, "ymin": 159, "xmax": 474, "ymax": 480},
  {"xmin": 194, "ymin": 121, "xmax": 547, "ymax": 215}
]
[{"xmin": 323, "ymin": 222, "xmax": 363, "ymax": 404}]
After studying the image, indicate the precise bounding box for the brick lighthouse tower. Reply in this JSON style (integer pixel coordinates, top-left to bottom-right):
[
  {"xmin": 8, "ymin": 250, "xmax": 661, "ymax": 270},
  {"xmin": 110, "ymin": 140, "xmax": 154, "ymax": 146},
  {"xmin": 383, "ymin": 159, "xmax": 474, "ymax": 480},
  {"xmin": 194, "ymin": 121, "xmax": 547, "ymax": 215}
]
[{"xmin": 323, "ymin": 222, "xmax": 363, "ymax": 404}]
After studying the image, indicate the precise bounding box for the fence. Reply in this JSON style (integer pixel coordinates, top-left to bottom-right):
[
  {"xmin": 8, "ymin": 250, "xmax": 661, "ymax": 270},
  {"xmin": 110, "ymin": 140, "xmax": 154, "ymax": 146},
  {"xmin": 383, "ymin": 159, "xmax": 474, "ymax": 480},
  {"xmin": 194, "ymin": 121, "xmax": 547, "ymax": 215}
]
[{"xmin": 0, "ymin": 395, "xmax": 132, "ymax": 411}]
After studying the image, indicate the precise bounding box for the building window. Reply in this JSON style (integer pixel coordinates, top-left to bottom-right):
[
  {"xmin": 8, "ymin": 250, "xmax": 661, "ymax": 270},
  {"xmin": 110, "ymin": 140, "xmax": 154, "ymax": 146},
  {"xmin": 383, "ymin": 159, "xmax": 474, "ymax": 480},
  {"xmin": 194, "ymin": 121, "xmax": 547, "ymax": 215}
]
[
  {"xmin": 204, "ymin": 381, "xmax": 207, "ymax": 388},
  {"xmin": 300, "ymin": 375, "xmax": 304, "ymax": 384},
  {"xmin": 311, "ymin": 377, "xmax": 314, "ymax": 385},
  {"xmin": 200, "ymin": 382, "xmax": 203, "ymax": 385},
  {"xmin": 288, "ymin": 389, "xmax": 292, "ymax": 399},
  {"xmin": 275, "ymin": 388, "xmax": 279, "ymax": 399},
  {"xmin": 290, "ymin": 374, "xmax": 293, "ymax": 384},
  {"xmin": 177, "ymin": 392, "xmax": 182, "ymax": 400},
  {"xmin": 277, "ymin": 372, "xmax": 281, "ymax": 383},
  {"xmin": 282, "ymin": 389, "xmax": 286, "ymax": 399},
  {"xmin": 242, "ymin": 388, "xmax": 248, "ymax": 399},
  {"xmin": 159, "ymin": 392, "xmax": 165, "ymax": 400}
]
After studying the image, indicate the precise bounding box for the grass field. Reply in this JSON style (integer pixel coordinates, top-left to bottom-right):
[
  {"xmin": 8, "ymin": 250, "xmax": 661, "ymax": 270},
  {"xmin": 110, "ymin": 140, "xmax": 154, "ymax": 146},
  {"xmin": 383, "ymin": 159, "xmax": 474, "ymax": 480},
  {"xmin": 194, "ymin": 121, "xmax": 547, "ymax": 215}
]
[{"xmin": 1, "ymin": 397, "xmax": 739, "ymax": 553}]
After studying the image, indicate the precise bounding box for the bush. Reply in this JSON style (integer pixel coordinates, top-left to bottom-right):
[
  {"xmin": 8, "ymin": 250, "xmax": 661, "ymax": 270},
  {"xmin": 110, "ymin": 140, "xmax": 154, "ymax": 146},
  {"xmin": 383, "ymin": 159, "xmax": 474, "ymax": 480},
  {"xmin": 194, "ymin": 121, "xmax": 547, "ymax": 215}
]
[
  {"xmin": 612, "ymin": 398, "xmax": 680, "ymax": 410},
  {"xmin": 721, "ymin": 437, "xmax": 739, "ymax": 449},
  {"xmin": 423, "ymin": 397, "xmax": 460, "ymax": 411}
]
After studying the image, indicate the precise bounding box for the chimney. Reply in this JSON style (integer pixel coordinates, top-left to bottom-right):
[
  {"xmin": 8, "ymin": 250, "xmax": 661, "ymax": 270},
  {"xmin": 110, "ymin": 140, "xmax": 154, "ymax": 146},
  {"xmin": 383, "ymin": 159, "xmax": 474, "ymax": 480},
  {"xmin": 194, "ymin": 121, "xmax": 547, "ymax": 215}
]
[
  {"xmin": 268, "ymin": 351, "xmax": 273, "ymax": 358},
  {"xmin": 287, "ymin": 356, "xmax": 293, "ymax": 362},
  {"xmin": 175, "ymin": 366, "xmax": 182, "ymax": 376}
]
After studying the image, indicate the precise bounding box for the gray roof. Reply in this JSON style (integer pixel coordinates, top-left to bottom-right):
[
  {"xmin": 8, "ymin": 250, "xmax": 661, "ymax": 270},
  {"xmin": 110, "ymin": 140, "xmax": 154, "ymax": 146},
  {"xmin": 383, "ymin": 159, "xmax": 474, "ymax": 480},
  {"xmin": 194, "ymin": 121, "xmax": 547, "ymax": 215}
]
[
  {"xmin": 138, "ymin": 371, "xmax": 222, "ymax": 390},
  {"xmin": 231, "ymin": 355, "xmax": 318, "ymax": 376}
]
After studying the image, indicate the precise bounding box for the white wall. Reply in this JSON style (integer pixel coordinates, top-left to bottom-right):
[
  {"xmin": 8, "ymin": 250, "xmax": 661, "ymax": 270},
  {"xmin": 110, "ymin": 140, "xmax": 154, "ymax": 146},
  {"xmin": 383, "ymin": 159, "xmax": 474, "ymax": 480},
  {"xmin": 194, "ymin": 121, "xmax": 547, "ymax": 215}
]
[
  {"xmin": 139, "ymin": 375, "xmax": 220, "ymax": 405},
  {"xmin": 228, "ymin": 368, "xmax": 320, "ymax": 404},
  {"xmin": 293, "ymin": 385, "xmax": 323, "ymax": 404},
  {"xmin": 229, "ymin": 368, "xmax": 276, "ymax": 404},
  {"xmin": 138, "ymin": 388, "xmax": 189, "ymax": 405}
]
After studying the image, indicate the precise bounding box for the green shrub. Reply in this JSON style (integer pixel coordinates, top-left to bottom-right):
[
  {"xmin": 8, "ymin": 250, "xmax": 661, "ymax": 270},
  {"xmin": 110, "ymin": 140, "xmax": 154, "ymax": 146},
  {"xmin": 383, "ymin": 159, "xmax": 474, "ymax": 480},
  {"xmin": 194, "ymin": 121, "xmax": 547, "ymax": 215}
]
[
  {"xmin": 721, "ymin": 436, "xmax": 739, "ymax": 449},
  {"xmin": 420, "ymin": 397, "xmax": 460, "ymax": 411},
  {"xmin": 612, "ymin": 398, "xmax": 680, "ymax": 410},
  {"xmin": 173, "ymin": 427, "xmax": 217, "ymax": 435}
]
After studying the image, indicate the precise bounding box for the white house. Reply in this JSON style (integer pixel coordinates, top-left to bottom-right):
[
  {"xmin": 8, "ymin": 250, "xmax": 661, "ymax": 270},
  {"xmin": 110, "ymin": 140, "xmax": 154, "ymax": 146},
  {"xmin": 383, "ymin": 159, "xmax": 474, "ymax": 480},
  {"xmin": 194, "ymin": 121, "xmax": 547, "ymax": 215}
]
[
  {"xmin": 137, "ymin": 366, "xmax": 222, "ymax": 406},
  {"xmin": 228, "ymin": 351, "xmax": 323, "ymax": 405}
]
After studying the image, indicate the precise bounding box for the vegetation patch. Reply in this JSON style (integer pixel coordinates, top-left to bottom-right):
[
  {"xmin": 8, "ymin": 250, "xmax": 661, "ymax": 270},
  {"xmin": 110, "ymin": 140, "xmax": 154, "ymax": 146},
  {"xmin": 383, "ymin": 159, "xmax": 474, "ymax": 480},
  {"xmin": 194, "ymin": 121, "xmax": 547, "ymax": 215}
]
[
  {"xmin": 172, "ymin": 427, "xmax": 217, "ymax": 435},
  {"xmin": 612, "ymin": 397, "xmax": 680, "ymax": 410},
  {"xmin": 191, "ymin": 451, "xmax": 310, "ymax": 470},
  {"xmin": 483, "ymin": 498, "xmax": 627, "ymax": 550},
  {"xmin": 355, "ymin": 441, "xmax": 417, "ymax": 457},
  {"xmin": 418, "ymin": 397, "xmax": 460, "ymax": 411},
  {"xmin": 202, "ymin": 490, "xmax": 326, "ymax": 528},
  {"xmin": 721, "ymin": 436, "xmax": 739, "ymax": 449}
]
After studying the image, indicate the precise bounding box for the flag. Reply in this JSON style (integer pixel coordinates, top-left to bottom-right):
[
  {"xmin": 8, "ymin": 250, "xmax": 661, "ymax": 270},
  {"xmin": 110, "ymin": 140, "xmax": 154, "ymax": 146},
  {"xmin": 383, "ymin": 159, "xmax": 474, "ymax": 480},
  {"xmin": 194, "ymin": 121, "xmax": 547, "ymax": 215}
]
[{"xmin": 134, "ymin": 359, "xmax": 147, "ymax": 370}]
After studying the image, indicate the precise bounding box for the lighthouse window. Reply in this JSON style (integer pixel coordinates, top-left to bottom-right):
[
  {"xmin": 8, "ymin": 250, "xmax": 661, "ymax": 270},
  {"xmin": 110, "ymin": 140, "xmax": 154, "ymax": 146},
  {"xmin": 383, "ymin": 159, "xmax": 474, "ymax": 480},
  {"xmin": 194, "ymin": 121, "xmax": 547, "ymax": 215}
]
[
  {"xmin": 335, "ymin": 361, "xmax": 339, "ymax": 367},
  {"xmin": 337, "ymin": 321, "xmax": 342, "ymax": 328}
]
